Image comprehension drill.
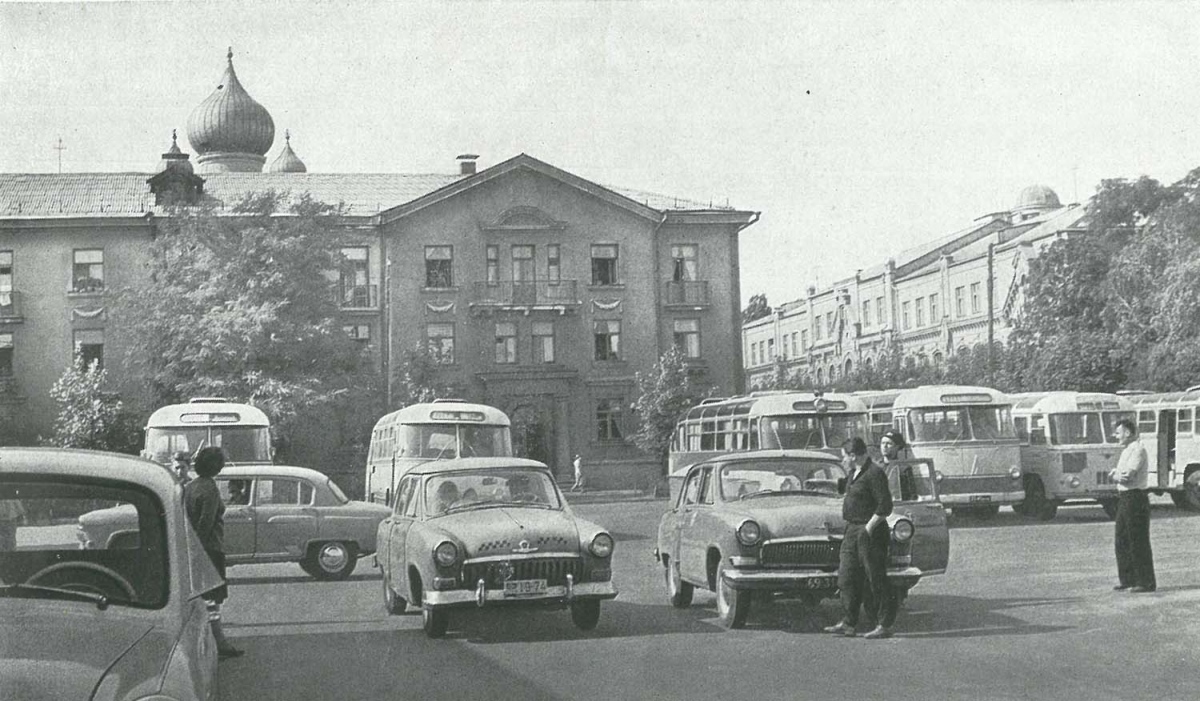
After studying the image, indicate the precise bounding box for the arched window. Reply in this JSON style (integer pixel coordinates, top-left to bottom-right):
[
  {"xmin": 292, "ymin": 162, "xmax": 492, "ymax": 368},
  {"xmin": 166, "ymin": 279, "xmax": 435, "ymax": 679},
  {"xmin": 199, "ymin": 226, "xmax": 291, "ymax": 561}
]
[{"xmin": 844, "ymin": 358, "xmax": 853, "ymax": 377}]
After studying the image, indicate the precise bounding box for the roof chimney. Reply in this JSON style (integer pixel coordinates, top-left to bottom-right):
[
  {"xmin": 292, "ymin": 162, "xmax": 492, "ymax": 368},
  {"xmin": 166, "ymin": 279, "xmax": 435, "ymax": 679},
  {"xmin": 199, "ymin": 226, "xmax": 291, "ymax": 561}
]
[{"xmin": 456, "ymin": 154, "xmax": 479, "ymax": 176}]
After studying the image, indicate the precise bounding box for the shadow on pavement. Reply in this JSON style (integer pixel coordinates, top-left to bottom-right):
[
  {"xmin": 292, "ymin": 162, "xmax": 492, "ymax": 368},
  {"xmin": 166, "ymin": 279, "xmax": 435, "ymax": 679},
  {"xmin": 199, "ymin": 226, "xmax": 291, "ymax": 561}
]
[
  {"xmin": 448, "ymin": 599, "xmax": 722, "ymax": 644},
  {"xmin": 228, "ymin": 571, "xmax": 380, "ymax": 586},
  {"xmin": 880, "ymin": 592, "xmax": 1078, "ymax": 639}
]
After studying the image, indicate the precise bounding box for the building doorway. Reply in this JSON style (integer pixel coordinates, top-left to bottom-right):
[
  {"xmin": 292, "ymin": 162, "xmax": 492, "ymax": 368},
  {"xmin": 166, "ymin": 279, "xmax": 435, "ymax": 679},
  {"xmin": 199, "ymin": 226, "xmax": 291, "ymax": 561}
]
[{"xmin": 508, "ymin": 400, "xmax": 558, "ymax": 475}]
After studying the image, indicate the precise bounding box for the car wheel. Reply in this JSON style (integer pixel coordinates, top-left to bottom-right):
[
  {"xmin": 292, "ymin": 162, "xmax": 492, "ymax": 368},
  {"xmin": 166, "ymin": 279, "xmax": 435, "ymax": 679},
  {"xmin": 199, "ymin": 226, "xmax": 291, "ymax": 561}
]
[
  {"xmin": 1099, "ymin": 498, "xmax": 1119, "ymax": 520},
  {"xmin": 664, "ymin": 559, "xmax": 693, "ymax": 608},
  {"xmin": 382, "ymin": 574, "xmax": 407, "ymax": 615},
  {"xmin": 422, "ymin": 606, "xmax": 449, "ymax": 638},
  {"xmin": 570, "ymin": 599, "xmax": 602, "ymax": 630},
  {"xmin": 303, "ymin": 541, "xmax": 358, "ymax": 581},
  {"xmin": 714, "ymin": 559, "xmax": 750, "ymax": 629}
]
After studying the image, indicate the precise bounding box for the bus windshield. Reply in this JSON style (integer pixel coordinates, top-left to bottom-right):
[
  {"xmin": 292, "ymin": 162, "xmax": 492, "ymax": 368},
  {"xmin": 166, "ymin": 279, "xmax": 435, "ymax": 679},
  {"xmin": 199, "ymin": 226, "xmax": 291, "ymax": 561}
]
[
  {"xmin": 760, "ymin": 414, "xmax": 867, "ymax": 451},
  {"xmin": 1049, "ymin": 413, "xmax": 1105, "ymax": 445},
  {"xmin": 908, "ymin": 406, "xmax": 1014, "ymax": 442},
  {"xmin": 145, "ymin": 426, "xmax": 272, "ymax": 464},
  {"xmin": 399, "ymin": 424, "xmax": 512, "ymax": 459}
]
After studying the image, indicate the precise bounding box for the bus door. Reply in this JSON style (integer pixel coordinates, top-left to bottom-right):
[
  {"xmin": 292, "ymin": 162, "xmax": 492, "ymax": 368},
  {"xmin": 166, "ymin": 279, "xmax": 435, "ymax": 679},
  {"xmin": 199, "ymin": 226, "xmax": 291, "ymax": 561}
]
[
  {"xmin": 1159, "ymin": 409, "xmax": 1177, "ymax": 488},
  {"xmin": 885, "ymin": 459, "xmax": 949, "ymax": 576}
]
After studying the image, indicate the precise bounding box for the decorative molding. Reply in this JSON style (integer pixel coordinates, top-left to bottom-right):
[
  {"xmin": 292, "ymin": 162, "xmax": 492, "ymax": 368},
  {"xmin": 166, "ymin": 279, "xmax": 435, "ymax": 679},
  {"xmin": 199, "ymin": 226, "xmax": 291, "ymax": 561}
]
[
  {"xmin": 591, "ymin": 298, "xmax": 622, "ymax": 312},
  {"xmin": 71, "ymin": 306, "xmax": 106, "ymax": 320},
  {"xmin": 425, "ymin": 300, "xmax": 456, "ymax": 314}
]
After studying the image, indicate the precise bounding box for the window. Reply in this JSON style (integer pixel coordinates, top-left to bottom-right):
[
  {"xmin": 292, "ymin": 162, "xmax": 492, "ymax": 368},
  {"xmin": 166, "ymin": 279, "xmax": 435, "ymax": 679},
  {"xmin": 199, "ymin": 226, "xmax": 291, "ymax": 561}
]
[
  {"xmin": 915, "ymin": 297, "xmax": 924, "ymax": 327},
  {"xmin": 512, "ymin": 245, "xmax": 535, "ymax": 283},
  {"xmin": 814, "ymin": 318, "xmax": 822, "ymax": 341},
  {"xmin": 486, "ymin": 245, "xmax": 499, "ymax": 284},
  {"xmin": 74, "ymin": 329, "xmax": 104, "ymax": 369},
  {"xmin": 970, "ymin": 282, "xmax": 981, "ymax": 314},
  {"xmin": 1179, "ymin": 408, "xmax": 1194, "ymax": 435},
  {"xmin": 426, "ymin": 323, "xmax": 455, "ymax": 364},
  {"xmin": 547, "ymin": 244, "xmax": 561, "ymax": 283},
  {"xmin": 876, "ymin": 297, "xmax": 884, "ymax": 326},
  {"xmin": 902, "ymin": 301, "xmax": 911, "ymax": 330},
  {"xmin": 0, "ymin": 333, "xmax": 11, "ymax": 376},
  {"xmin": 72, "ymin": 249, "xmax": 104, "ymax": 293},
  {"xmin": 339, "ymin": 246, "xmax": 370, "ymax": 306},
  {"xmin": 596, "ymin": 398, "xmax": 624, "ymax": 440},
  {"xmin": 791, "ymin": 332, "xmax": 799, "ymax": 357},
  {"xmin": 767, "ymin": 338, "xmax": 775, "ymax": 360},
  {"xmin": 800, "ymin": 329, "xmax": 808, "ymax": 351},
  {"xmin": 826, "ymin": 312, "xmax": 834, "ymax": 336},
  {"xmin": 591, "ymin": 244, "xmax": 619, "ymax": 286},
  {"xmin": 255, "ymin": 478, "xmax": 315, "ymax": 506},
  {"xmin": 494, "ymin": 322, "xmax": 517, "ymax": 364},
  {"xmin": 929, "ymin": 293, "xmax": 939, "ymax": 323},
  {"xmin": 862, "ymin": 300, "xmax": 871, "ymax": 328},
  {"xmin": 424, "ymin": 246, "xmax": 453, "ymax": 288},
  {"xmin": 343, "ymin": 324, "xmax": 371, "ymax": 342},
  {"xmin": 594, "ymin": 320, "xmax": 620, "ymax": 360},
  {"xmin": 533, "ymin": 321, "xmax": 555, "ymax": 363},
  {"xmin": 0, "ymin": 251, "xmax": 11, "ymax": 315},
  {"xmin": 955, "ymin": 286, "xmax": 965, "ymax": 317},
  {"xmin": 674, "ymin": 319, "xmax": 700, "ymax": 358},
  {"xmin": 671, "ymin": 244, "xmax": 698, "ymax": 281}
]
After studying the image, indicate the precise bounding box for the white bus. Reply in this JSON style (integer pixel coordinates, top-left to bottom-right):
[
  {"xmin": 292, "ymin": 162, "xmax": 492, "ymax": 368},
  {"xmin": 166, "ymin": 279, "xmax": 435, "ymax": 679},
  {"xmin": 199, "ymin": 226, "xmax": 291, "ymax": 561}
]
[
  {"xmin": 667, "ymin": 391, "xmax": 871, "ymax": 500},
  {"xmin": 1126, "ymin": 390, "xmax": 1200, "ymax": 511},
  {"xmin": 860, "ymin": 385, "xmax": 1023, "ymax": 516},
  {"xmin": 365, "ymin": 400, "xmax": 513, "ymax": 505},
  {"xmin": 1009, "ymin": 391, "xmax": 1135, "ymax": 520},
  {"xmin": 141, "ymin": 397, "xmax": 272, "ymax": 467}
]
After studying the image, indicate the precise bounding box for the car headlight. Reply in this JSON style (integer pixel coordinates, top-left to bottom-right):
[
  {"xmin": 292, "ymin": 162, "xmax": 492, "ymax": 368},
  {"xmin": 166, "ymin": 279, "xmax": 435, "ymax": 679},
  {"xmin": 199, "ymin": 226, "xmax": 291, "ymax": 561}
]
[
  {"xmin": 736, "ymin": 519, "xmax": 761, "ymax": 547},
  {"xmin": 934, "ymin": 470, "xmax": 944, "ymax": 483},
  {"xmin": 1069, "ymin": 476, "xmax": 1081, "ymax": 488},
  {"xmin": 590, "ymin": 533, "xmax": 614, "ymax": 558},
  {"xmin": 891, "ymin": 519, "xmax": 914, "ymax": 543},
  {"xmin": 434, "ymin": 541, "xmax": 459, "ymax": 567},
  {"xmin": 1009, "ymin": 466, "xmax": 1022, "ymax": 479}
]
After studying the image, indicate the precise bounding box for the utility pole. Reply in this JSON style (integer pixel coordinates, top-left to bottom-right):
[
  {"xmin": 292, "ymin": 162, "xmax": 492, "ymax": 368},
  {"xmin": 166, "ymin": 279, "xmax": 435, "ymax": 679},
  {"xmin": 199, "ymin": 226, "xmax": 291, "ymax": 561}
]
[{"xmin": 54, "ymin": 137, "xmax": 66, "ymax": 173}]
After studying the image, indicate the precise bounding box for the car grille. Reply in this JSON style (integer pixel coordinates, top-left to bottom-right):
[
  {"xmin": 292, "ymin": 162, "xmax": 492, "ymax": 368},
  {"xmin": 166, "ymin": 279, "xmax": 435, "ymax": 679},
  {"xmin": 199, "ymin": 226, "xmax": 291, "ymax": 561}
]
[
  {"xmin": 760, "ymin": 540, "xmax": 840, "ymax": 569},
  {"xmin": 462, "ymin": 557, "xmax": 584, "ymax": 587}
]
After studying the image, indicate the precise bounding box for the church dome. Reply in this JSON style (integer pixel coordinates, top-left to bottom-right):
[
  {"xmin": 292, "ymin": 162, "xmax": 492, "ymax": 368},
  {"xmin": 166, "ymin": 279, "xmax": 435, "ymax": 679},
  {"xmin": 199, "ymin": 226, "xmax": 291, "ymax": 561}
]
[
  {"xmin": 1014, "ymin": 184, "xmax": 1061, "ymax": 212},
  {"xmin": 268, "ymin": 130, "xmax": 307, "ymax": 173},
  {"xmin": 186, "ymin": 48, "xmax": 275, "ymax": 171}
]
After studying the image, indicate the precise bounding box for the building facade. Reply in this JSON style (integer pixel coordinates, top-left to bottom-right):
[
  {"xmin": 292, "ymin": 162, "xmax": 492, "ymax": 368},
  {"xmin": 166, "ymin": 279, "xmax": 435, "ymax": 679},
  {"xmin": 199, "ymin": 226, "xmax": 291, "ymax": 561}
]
[
  {"xmin": 0, "ymin": 51, "xmax": 758, "ymax": 491},
  {"xmin": 743, "ymin": 186, "xmax": 1085, "ymax": 388}
]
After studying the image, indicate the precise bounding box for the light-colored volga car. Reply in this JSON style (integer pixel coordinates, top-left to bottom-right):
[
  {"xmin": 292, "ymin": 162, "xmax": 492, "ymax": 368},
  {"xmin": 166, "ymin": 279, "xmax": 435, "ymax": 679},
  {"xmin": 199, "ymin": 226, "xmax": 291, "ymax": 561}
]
[
  {"xmin": 0, "ymin": 448, "xmax": 222, "ymax": 701},
  {"xmin": 655, "ymin": 450, "xmax": 950, "ymax": 628},
  {"xmin": 79, "ymin": 465, "xmax": 390, "ymax": 580},
  {"xmin": 375, "ymin": 458, "xmax": 618, "ymax": 638}
]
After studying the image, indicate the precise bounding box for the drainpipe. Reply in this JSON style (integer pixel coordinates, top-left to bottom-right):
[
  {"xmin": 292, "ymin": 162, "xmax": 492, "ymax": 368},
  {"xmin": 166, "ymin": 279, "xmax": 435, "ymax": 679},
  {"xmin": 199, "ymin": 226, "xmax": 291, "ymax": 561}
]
[
  {"xmin": 381, "ymin": 219, "xmax": 392, "ymax": 409},
  {"xmin": 987, "ymin": 242, "xmax": 995, "ymax": 386}
]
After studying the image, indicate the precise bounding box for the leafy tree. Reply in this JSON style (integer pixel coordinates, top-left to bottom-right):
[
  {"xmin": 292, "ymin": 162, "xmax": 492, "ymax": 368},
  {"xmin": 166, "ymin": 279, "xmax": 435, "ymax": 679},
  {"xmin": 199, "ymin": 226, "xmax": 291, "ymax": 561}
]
[
  {"xmin": 392, "ymin": 344, "xmax": 455, "ymax": 407},
  {"xmin": 742, "ymin": 293, "xmax": 771, "ymax": 324},
  {"xmin": 44, "ymin": 353, "xmax": 141, "ymax": 453},
  {"xmin": 631, "ymin": 345, "xmax": 709, "ymax": 471}
]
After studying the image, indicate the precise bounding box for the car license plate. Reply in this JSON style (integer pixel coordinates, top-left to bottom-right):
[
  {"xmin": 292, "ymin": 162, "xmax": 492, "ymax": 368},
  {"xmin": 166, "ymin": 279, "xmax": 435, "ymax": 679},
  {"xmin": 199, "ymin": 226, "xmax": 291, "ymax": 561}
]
[
  {"xmin": 970, "ymin": 495, "xmax": 992, "ymax": 502},
  {"xmin": 805, "ymin": 576, "xmax": 837, "ymax": 590},
  {"xmin": 503, "ymin": 579, "xmax": 548, "ymax": 597}
]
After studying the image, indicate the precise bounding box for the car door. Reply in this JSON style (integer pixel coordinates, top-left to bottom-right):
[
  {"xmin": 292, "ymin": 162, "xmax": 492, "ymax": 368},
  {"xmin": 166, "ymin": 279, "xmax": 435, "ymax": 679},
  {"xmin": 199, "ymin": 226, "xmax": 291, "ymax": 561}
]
[
  {"xmin": 216, "ymin": 477, "xmax": 255, "ymax": 560},
  {"xmin": 253, "ymin": 477, "xmax": 319, "ymax": 559},
  {"xmin": 381, "ymin": 475, "xmax": 418, "ymax": 587},
  {"xmin": 676, "ymin": 466, "xmax": 711, "ymax": 584},
  {"xmin": 885, "ymin": 458, "xmax": 950, "ymax": 575}
]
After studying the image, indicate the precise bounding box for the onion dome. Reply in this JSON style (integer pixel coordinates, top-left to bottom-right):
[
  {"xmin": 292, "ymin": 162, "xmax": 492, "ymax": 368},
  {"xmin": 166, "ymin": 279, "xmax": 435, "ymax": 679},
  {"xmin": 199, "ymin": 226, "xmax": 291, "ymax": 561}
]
[
  {"xmin": 186, "ymin": 48, "xmax": 275, "ymax": 173},
  {"xmin": 155, "ymin": 129, "xmax": 194, "ymax": 175},
  {"xmin": 1014, "ymin": 184, "xmax": 1061, "ymax": 213},
  {"xmin": 268, "ymin": 130, "xmax": 307, "ymax": 173}
]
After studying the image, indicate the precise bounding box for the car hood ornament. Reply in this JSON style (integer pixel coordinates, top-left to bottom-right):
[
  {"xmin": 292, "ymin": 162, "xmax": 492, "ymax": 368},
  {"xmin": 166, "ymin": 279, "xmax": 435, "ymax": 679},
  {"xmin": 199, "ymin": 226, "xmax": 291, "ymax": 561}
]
[{"xmin": 512, "ymin": 539, "xmax": 539, "ymax": 554}]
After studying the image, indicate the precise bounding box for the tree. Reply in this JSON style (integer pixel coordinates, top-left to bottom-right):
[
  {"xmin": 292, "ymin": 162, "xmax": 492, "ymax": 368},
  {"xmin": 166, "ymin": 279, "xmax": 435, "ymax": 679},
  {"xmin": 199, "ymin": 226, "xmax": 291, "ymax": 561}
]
[
  {"xmin": 742, "ymin": 293, "xmax": 771, "ymax": 324},
  {"xmin": 112, "ymin": 191, "xmax": 372, "ymax": 450},
  {"xmin": 44, "ymin": 353, "xmax": 141, "ymax": 453},
  {"xmin": 631, "ymin": 346, "xmax": 709, "ymax": 471},
  {"xmin": 392, "ymin": 344, "xmax": 456, "ymax": 407}
]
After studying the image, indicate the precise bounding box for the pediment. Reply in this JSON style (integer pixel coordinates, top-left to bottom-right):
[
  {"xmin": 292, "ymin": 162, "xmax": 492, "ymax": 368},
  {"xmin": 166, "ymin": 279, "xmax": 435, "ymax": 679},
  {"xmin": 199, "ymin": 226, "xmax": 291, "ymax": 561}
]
[{"xmin": 483, "ymin": 206, "xmax": 567, "ymax": 232}]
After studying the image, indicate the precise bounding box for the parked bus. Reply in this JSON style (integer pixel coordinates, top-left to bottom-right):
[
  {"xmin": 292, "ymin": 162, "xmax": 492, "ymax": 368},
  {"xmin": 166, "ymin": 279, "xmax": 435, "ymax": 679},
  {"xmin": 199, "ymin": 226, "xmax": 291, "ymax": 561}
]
[
  {"xmin": 860, "ymin": 385, "xmax": 1023, "ymax": 516},
  {"xmin": 1125, "ymin": 390, "xmax": 1200, "ymax": 511},
  {"xmin": 667, "ymin": 391, "xmax": 871, "ymax": 500},
  {"xmin": 1009, "ymin": 391, "xmax": 1135, "ymax": 520},
  {"xmin": 365, "ymin": 400, "xmax": 513, "ymax": 505},
  {"xmin": 141, "ymin": 397, "xmax": 272, "ymax": 467}
]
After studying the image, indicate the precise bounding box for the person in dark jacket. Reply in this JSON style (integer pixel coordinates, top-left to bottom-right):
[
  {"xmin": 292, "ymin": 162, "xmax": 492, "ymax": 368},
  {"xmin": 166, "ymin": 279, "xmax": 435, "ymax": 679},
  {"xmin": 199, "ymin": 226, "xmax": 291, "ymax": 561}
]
[
  {"xmin": 824, "ymin": 437, "xmax": 896, "ymax": 639},
  {"xmin": 184, "ymin": 446, "xmax": 244, "ymax": 660}
]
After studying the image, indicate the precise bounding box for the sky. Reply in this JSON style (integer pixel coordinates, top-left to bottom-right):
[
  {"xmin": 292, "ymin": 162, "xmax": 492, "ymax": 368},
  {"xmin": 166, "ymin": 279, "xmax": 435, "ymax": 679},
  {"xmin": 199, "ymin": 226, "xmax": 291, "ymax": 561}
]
[{"xmin": 4, "ymin": 1, "xmax": 1200, "ymax": 308}]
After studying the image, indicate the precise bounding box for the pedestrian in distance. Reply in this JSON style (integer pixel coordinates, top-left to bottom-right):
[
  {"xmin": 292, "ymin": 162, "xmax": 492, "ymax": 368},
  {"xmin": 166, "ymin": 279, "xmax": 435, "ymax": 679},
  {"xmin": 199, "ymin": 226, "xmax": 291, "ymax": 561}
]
[
  {"xmin": 571, "ymin": 454, "xmax": 585, "ymax": 492},
  {"xmin": 1109, "ymin": 418, "xmax": 1156, "ymax": 593},
  {"xmin": 824, "ymin": 437, "xmax": 897, "ymax": 639},
  {"xmin": 184, "ymin": 446, "xmax": 245, "ymax": 660},
  {"xmin": 172, "ymin": 451, "xmax": 192, "ymax": 484}
]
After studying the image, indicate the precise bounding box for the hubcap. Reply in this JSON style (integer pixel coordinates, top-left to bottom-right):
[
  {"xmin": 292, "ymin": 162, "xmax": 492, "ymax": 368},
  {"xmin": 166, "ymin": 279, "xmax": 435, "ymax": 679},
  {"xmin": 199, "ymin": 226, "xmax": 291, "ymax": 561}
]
[{"xmin": 319, "ymin": 543, "xmax": 348, "ymax": 571}]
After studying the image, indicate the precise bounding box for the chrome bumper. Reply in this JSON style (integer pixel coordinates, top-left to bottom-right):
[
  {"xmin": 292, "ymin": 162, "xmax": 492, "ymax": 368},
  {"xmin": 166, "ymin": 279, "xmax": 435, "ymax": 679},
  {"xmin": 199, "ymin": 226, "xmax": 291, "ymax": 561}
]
[
  {"xmin": 720, "ymin": 566, "xmax": 924, "ymax": 591},
  {"xmin": 423, "ymin": 579, "xmax": 618, "ymax": 608},
  {"xmin": 939, "ymin": 491, "xmax": 1024, "ymax": 506}
]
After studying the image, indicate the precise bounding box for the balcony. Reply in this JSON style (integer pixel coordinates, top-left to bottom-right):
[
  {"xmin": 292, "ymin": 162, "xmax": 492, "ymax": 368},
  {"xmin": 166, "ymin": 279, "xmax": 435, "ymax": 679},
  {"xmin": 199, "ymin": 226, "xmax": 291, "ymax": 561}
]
[
  {"xmin": 664, "ymin": 280, "xmax": 711, "ymax": 309},
  {"xmin": 334, "ymin": 284, "xmax": 378, "ymax": 310},
  {"xmin": 0, "ymin": 290, "xmax": 22, "ymax": 323},
  {"xmin": 470, "ymin": 280, "xmax": 581, "ymax": 314}
]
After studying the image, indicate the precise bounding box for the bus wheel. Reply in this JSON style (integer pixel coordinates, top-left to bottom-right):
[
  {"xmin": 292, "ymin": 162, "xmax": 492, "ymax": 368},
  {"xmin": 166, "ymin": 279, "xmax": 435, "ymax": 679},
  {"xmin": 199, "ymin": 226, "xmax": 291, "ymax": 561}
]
[
  {"xmin": 1169, "ymin": 469, "xmax": 1200, "ymax": 511},
  {"xmin": 1098, "ymin": 498, "xmax": 1119, "ymax": 520},
  {"xmin": 1020, "ymin": 477, "xmax": 1056, "ymax": 521}
]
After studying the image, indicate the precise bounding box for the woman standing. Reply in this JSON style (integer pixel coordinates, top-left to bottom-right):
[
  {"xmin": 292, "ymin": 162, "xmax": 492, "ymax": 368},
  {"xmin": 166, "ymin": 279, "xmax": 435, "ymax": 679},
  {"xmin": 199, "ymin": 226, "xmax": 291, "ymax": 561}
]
[{"xmin": 184, "ymin": 446, "xmax": 244, "ymax": 660}]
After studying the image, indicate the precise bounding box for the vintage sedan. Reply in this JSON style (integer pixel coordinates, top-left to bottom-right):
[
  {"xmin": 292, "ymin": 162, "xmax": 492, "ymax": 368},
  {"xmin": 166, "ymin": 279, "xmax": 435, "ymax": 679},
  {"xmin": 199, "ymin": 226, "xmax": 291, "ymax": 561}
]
[
  {"xmin": 375, "ymin": 458, "xmax": 618, "ymax": 638},
  {"xmin": 655, "ymin": 450, "xmax": 950, "ymax": 628},
  {"xmin": 79, "ymin": 464, "xmax": 390, "ymax": 580},
  {"xmin": 1, "ymin": 448, "xmax": 222, "ymax": 701}
]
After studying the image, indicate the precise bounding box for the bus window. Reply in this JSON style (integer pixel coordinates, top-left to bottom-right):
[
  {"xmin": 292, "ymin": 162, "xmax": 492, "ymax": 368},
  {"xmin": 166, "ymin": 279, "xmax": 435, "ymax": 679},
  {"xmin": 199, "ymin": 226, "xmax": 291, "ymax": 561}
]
[
  {"xmin": 762, "ymin": 417, "xmax": 823, "ymax": 450},
  {"xmin": 1138, "ymin": 410, "xmax": 1157, "ymax": 435},
  {"xmin": 968, "ymin": 406, "xmax": 1014, "ymax": 440},
  {"xmin": 1049, "ymin": 413, "xmax": 1104, "ymax": 445},
  {"xmin": 823, "ymin": 415, "xmax": 864, "ymax": 450},
  {"xmin": 1028, "ymin": 415, "xmax": 1048, "ymax": 445},
  {"xmin": 1178, "ymin": 408, "xmax": 1194, "ymax": 435},
  {"xmin": 1103, "ymin": 411, "xmax": 1135, "ymax": 443},
  {"xmin": 909, "ymin": 409, "xmax": 968, "ymax": 442},
  {"xmin": 1014, "ymin": 416, "xmax": 1029, "ymax": 442}
]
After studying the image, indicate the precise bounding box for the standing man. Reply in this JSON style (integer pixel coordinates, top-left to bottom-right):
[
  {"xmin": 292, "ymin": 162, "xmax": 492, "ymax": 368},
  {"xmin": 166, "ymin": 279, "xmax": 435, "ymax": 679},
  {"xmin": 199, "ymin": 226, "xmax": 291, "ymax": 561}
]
[
  {"xmin": 880, "ymin": 429, "xmax": 906, "ymax": 464},
  {"xmin": 1109, "ymin": 418, "xmax": 1156, "ymax": 593},
  {"xmin": 172, "ymin": 451, "xmax": 192, "ymax": 484},
  {"xmin": 571, "ymin": 454, "xmax": 585, "ymax": 492},
  {"xmin": 824, "ymin": 437, "xmax": 897, "ymax": 639}
]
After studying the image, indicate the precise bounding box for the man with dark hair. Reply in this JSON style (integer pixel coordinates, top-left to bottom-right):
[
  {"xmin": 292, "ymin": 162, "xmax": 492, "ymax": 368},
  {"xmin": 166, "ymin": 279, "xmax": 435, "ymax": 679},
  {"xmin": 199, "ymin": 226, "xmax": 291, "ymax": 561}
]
[
  {"xmin": 824, "ymin": 436, "xmax": 896, "ymax": 639},
  {"xmin": 1109, "ymin": 418, "xmax": 1156, "ymax": 593}
]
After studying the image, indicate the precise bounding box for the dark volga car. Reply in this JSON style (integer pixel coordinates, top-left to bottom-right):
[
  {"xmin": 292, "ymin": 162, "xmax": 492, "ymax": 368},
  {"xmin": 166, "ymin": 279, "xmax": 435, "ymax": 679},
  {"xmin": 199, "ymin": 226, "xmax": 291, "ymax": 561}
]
[
  {"xmin": 655, "ymin": 450, "xmax": 949, "ymax": 628},
  {"xmin": 1, "ymin": 448, "xmax": 222, "ymax": 701},
  {"xmin": 375, "ymin": 458, "xmax": 617, "ymax": 638}
]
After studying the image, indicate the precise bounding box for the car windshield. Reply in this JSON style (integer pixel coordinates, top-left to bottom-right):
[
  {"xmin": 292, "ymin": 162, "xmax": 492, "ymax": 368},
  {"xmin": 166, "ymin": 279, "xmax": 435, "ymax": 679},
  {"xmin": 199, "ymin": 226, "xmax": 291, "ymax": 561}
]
[
  {"xmin": 425, "ymin": 468, "xmax": 562, "ymax": 515},
  {"xmin": 717, "ymin": 458, "xmax": 845, "ymax": 500},
  {"xmin": 145, "ymin": 426, "xmax": 271, "ymax": 464},
  {"xmin": 0, "ymin": 476, "xmax": 168, "ymax": 608}
]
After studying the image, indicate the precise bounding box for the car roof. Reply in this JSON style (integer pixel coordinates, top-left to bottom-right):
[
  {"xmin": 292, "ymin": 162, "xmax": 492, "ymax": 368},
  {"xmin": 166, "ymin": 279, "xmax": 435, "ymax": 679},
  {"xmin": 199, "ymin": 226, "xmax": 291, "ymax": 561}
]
[
  {"xmin": 217, "ymin": 464, "xmax": 332, "ymax": 480},
  {"xmin": 0, "ymin": 447, "xmax": 178, "ymax": 494},
  {"xmin": 407, "ymin": 457, "xmax": 550, "ymax": 476},
  {"xmin": 693, "ymin": 449, "xmax": 843, "ymax": 468}
]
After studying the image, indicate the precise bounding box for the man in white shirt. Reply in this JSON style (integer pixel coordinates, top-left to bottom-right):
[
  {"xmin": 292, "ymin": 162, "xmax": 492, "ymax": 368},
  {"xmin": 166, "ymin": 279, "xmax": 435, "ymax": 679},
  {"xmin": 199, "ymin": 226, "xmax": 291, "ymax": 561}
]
[{"xmin": 1108, "ymin": 419, "xmax": 1156, "ymax": 593}]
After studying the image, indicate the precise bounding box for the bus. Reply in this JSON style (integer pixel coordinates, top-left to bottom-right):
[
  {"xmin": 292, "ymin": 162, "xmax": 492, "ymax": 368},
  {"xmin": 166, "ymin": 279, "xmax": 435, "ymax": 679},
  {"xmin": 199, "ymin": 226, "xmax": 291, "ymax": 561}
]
[
  {"xmin": 365, "ymin": 400, "xmax": 513, "ymax": 505},
  {"xmin": 1126, "ymin": 390, "xmax": 1200, "ymax": 511},
  {"xmin": 1008, "ymin": 391, "xmax": 1135, "ymax": 520},
  {"xmin": 667, "ymin": 391, "xmax": 871, "ymax": 500},
  {"xmin": 141, "ymin": 397, "xmax": 273, "ymax": 467},
  {"xmin": 860, "ymin": 385, "xmax": 1023, "ymax": 516}
]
